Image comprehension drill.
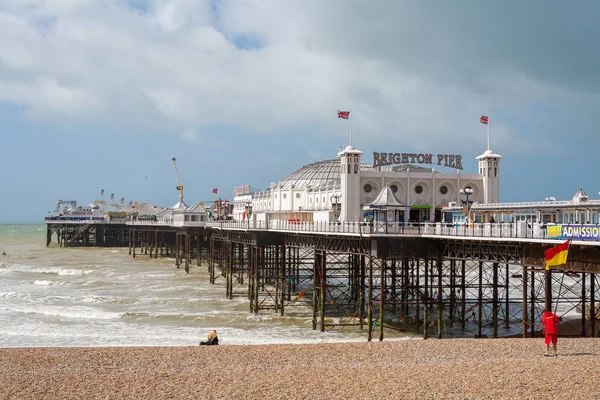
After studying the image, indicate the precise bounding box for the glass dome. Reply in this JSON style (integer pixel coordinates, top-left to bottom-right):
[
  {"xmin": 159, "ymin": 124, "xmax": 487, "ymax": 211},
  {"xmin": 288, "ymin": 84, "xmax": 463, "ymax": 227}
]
[
  {"xmin": 276, "ymin": 159, "xmax": 340, "ymax": 190},
  {"xmin": 275, "ymin": 159, "xmax": 373, "ymax": 190}
]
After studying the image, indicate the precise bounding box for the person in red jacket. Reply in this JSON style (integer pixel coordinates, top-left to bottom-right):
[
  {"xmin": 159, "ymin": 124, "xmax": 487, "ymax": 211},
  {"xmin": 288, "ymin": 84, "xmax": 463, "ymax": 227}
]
[{"xmin": 542, "ymin": 309, "xmax": 561, "ymax": 356}]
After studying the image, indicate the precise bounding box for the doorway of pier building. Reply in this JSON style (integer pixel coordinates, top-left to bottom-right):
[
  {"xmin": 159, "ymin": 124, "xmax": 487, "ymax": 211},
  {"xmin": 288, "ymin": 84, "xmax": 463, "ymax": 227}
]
[
  {"xmin": 434, "ymin": 207, "xmax": 442, "ymax": 222},
  {"xmin": 409, "ymin": 205, "xmax": 431, "ymax": 223}
]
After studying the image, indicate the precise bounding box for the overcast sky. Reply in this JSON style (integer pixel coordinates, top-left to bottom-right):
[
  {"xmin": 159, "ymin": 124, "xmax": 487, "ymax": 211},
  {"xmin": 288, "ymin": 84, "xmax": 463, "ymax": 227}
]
[{"xmin": 1, "ymin": 0, "xmax": 599, "ymax": 222}]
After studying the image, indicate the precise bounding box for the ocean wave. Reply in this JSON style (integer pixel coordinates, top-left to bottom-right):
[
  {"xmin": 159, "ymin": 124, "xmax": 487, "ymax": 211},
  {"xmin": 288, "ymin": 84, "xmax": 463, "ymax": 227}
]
[
  {"xmin": 80, "ymin": 296, "xmax": 138, "ymax": 305},
  {"xmin": 0, "ymin": 291, "xmax": 30, "ymax": 300},
  {"xmin": 5, "ymin": 305, "xmax": 122, "ymax": 320},
  {"xmin": 33, "ymin": 280, "xmax": 66, "ymax": 286}
]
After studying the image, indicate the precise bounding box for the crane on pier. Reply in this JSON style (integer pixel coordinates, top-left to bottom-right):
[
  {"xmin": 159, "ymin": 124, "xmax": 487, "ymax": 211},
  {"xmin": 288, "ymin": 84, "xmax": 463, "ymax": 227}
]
[{"xmin": 171, "ymin": 157, "xmax": 186, "ymax": 208}]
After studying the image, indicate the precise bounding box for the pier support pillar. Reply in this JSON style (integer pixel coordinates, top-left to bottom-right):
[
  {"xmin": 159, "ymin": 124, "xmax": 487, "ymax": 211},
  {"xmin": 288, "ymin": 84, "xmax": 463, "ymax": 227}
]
[
  {"xmin": 544, "ymin": 269, "xmax": 552, "ymax": 313},
  {"xmin": 522, "ymin": 265, "xmax": 528, "ymax": 338}
]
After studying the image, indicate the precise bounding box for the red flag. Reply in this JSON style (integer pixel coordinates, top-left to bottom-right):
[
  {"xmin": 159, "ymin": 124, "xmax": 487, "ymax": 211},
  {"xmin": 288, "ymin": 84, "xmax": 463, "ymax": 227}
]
[
  {"xmin": 480, "ymin": 115, "xmax": 489, "ymax": 125},
  {"xmin": 337, "ymin": 110, "xmax": 350, "ymax": 119},
  {"xmin": 212, "ymin": 188, "xmax": 218, "ymax": 194},
  {"xmin": 545, "ymin": 238, "xmax": 571, "ymax": 270}
]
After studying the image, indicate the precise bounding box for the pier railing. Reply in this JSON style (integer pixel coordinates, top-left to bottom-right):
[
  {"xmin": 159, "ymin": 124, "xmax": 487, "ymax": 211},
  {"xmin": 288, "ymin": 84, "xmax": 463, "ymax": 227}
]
[
  {"xmin": 46, "ymin": 217, "xmax": 588, "ymax": 242},
  {"xmin": 206, "ymin": 220, "xmax": 580, "ymax": 241},
  {"xmin": 206, "ymin": 221, "xmax": 547, "ymax": 239}
]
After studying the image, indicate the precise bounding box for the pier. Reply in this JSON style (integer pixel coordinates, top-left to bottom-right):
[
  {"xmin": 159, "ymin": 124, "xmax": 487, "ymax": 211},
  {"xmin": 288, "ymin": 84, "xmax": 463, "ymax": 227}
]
[{"xmin": 44, "ymin": 218, "xmax": 600, "ymax": 340}]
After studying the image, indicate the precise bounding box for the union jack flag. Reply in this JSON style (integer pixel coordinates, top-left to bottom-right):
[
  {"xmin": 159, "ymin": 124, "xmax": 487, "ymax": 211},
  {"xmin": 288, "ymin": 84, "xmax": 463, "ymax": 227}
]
[
  {"xmin": 480, "ymin": 115, "xmax": 489, "ymax": 125},
  {"xmin": 337, "ymin": 110, "xmax": 350, "ymax": 119},
  {"xmin": 212, "ymin": 188, "xmax": 218, "ymax": 194}
]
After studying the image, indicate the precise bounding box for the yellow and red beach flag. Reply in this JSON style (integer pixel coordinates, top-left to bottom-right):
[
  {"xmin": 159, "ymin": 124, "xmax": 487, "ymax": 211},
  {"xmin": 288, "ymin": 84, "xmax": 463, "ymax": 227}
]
[{"xmin": 544, "ymin": 238, "xmax": 572, "ymax": 270}]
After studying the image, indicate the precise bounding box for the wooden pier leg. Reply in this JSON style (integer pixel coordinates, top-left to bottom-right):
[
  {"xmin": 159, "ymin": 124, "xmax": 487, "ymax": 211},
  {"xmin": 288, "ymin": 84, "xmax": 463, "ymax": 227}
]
[
  {"xmin": 248, "ymin": 245, "xmax": 254, "ymax": 312},
  {"xmin": 591, "ymin": 275, "xmax": 596, "ymax": 337},
  {"xmin": 581, "ymin": 273, "xmax": 586, "ymax": 337},
  {"xmin": 415, "ymin": 260, "xmax": 420, "ymax": 325},
  {"xmin": 391, "ymin": 259, "xmax": 396, "ymax": 316},
  {"xmin": 154, "ymin": 230, "xmax": 158, "ymax": 259},
  {"xmin": 279, "ymin": 244, "xmax": 285, "ymax": 316},
  {"xmin": 544, "ymin": 269, "xmax": 552, "ymax": 313},
  {"xmin": 312, "ymin": 249, "xmax": 320, "ymax": 331},
  {"xmin": 254, "ymin": 246, "xmax": 260, "ymax": 314},
  {"xmin": 132, "ymin": 230, "xmax": 136, "ymax": 259},
  {"xmin": 185, "ymin": 234, "xmax": 190, "ymax": 273},
  {"xmin": 320, "ymin": 250, "xmax": 326, "ymax": 333},
  {"xmin": 505, "ymin": 263, "xmax": 510, "ymax": 329},
  {"xmin": 423, "ymin": 258, "xmax": 429, "ymax": 339},
  {"xmin": 46, "ymin": 227, "xmax": 52, "ymax": 247},
  {"xmin": 360, "ymin": 254, "xmax": 366, "ymax": 330},
  {"xmin": 437, "ymin": 254, "xmax": 443, "ymax": 339},
  {"xmin": 530, "ymin": 269, "xmax": 535, "ymax": 337},
  {"xmin": 522, "ymin": 265, "xmax": 528, "ymax": 338},
  {"xmin": 379, "ymin": 258, "xmax": 385, "ymax": 341},
  {"xmin": 228, "ymin": 241, "xmax": 234, "ymax": 299},
  {"xmin": 197, "ymin": 234, "xmax": 201, "ymax": 266},
  {"xmin": 492, "ymin": 262, "xmax": 499, "ymax": 338},
  {"xmin": 248, "ymin": 244, "xmax": 253, "ymax": 301},
  {"xmin": 478, "ymin": 261, "xmax": 483, "ymax": 338},
  {"xmin": 449, "ymin": 259, "xmax": 455, "ymax": 327},
  {"xmin": 175, "ymin": 233, "xmax": 180, "ymax": 268},
  {"xmin": 367, "ymin": 256, "xmax": 373, "ymax": 342}
]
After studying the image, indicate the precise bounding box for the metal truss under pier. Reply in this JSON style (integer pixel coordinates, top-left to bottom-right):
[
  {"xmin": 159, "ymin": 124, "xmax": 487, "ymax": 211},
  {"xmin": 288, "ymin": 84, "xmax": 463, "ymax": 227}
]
[{"xmin": 46, "ymin": 222, "xmax": 600, "ymax": 340}]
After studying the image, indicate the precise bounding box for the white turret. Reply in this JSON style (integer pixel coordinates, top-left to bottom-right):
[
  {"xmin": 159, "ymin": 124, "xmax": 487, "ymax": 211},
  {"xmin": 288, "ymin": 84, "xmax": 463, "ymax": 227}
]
[
  {"xmin": 476, "ymin": 149, "xmax": 502, "ymax": 203},
  {"xmin": 338, "ymin": 145, "xmax": 363, "ymax": 221}
]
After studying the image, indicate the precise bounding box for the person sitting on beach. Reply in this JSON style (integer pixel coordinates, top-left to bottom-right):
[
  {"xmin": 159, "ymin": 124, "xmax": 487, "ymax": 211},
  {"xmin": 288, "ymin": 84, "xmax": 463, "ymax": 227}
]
[
  {"xmin": 1, "ymin": 251, "xmax": 6, "ymax": 256},
  {"xmin": 542, "ymin": 309, "xmax": 561, "ymax": 356},
  {"xmin": 199, "ymin": 330, "xmax": 219, "ymax": 346}
]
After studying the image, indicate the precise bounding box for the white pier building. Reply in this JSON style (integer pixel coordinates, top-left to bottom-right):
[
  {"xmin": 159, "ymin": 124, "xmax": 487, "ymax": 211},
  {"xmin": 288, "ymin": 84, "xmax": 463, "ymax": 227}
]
[{"xmin": 233, "ymin": 145, "xmax": 501, "ymax": 224}]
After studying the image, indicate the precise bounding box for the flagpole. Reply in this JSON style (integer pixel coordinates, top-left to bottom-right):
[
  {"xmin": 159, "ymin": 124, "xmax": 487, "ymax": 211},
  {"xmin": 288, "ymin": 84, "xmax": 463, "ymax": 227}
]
[
  {"xmin": 350, "ymin": 108, "xmax": 353, "ymax": 146},
  {"xmin": 487, "ymin": 116, "xmax": 490, "ymax": 150}
]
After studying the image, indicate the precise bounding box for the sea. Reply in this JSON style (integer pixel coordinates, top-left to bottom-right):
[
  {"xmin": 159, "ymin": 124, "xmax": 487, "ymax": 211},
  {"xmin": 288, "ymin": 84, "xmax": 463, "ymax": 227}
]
[{"xmin": 0, "ymin": 224, "xmax": 370, "ymax": 348}]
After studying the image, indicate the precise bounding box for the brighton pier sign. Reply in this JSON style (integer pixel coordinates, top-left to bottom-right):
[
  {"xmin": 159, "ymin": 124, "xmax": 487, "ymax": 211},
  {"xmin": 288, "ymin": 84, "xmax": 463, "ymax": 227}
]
[{"xmin": 372, "ymin": 152, "xmax": 463, "ymax": 170}]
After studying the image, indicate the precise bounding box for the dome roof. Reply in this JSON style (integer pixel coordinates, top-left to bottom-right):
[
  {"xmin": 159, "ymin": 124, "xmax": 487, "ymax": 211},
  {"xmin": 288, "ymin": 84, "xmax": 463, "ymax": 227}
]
[
  {"xmin": 275, "ymin": 159, "xmax": 373, "ymax": 190},
  {"xmin": 275, "ymin": 159, "xmax": 341, "ymax": 190}
]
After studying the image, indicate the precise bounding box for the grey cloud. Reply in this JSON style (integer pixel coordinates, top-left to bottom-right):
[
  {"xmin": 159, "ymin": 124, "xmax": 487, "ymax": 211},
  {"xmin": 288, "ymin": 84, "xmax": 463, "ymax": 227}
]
[{"xmin": 0, "ymin": 0, "xmax": 598, "ymax": 153}]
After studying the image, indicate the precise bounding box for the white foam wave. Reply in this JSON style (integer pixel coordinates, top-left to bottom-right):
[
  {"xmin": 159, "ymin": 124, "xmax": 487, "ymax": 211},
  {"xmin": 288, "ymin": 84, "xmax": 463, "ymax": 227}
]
[
  {"xmin": 33, "ymin": 280, "xmax": 65, "ymax": 286},
  {"xmin": 7, "ymin": 304, "xmax": 122, "ymax": 320}
]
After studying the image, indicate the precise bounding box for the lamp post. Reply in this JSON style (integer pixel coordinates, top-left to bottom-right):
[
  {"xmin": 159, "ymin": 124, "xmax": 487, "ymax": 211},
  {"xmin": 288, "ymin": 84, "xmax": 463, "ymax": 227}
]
[
  {"xmin": 245, "ymin": 201, "xmax": 252, "ymax": 229},
  {"xmin": 460, "ymin": 187, "xmax": 474, "ymax": 223},
  {"xmin": 332, "ymin": 194, "xmax": 341, "ymax": 224}
]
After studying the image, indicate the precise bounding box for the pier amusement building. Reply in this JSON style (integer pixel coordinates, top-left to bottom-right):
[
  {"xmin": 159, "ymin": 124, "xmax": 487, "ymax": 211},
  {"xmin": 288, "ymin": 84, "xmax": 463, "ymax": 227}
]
[{"xmin": 233, "ymin": 145, "xmax": 502, "ymax": 224}]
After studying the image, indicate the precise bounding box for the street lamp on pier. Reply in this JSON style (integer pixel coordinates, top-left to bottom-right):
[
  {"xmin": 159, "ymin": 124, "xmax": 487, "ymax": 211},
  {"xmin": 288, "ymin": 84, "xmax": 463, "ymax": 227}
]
[
  {"xmin": 332, "ymin": 194, "xmax": 341, "ymax": 224},
  {"xmin": 460, "ymin": 187, "xmax": 474, "ymax": 223},
  {"xmin": 245, "ymin": 201, "xmax": 253, "ymax": 229}
]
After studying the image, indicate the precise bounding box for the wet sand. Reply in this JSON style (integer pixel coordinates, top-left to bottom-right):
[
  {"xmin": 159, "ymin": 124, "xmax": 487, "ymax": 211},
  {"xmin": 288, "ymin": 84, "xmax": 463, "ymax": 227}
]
[{"xmin": 1, "ymin": 338, "xmax": 599, "ymax": 399}]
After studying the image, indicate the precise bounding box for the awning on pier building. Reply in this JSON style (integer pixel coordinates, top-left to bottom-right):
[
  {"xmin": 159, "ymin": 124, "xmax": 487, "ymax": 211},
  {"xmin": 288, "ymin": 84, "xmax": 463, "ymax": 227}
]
[{"xmin": 363, "ymin": 186, "xmax": 405, "ymax": 210}]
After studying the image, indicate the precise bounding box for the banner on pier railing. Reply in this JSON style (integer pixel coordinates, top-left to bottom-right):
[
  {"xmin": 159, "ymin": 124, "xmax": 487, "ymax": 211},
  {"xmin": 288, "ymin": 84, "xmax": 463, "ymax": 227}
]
[{"xmin": 546, "ymin": 224, "xmax": 600, "ymax": 241}]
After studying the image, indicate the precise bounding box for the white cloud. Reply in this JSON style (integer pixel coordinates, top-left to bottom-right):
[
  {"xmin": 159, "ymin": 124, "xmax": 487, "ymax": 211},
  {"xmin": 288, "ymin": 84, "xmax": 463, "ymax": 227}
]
[
  {"xmin": 0, "ymin": 0, "xmax": 597, "ymax": 152},
  {"xmin": 181, "ymin": 128, "xmax": 198, "ymax": 143}
]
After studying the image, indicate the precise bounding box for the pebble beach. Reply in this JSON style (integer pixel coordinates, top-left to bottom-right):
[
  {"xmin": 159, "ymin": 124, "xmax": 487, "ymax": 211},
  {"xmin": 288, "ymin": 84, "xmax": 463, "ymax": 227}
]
[{"xmin": 1, "ymin": 338, "xmax": 599, "ymax": 399}]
